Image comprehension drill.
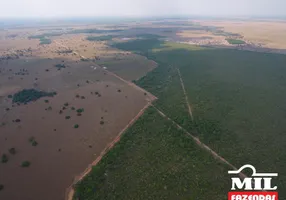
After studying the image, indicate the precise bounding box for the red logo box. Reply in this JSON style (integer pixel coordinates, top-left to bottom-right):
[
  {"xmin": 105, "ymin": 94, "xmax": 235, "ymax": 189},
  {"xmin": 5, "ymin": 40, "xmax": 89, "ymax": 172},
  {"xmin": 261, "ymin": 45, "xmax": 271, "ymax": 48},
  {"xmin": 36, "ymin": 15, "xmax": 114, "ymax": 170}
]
[{"xmin": 228, "ymin": 192, "xmax": 278, "ymax": 200}]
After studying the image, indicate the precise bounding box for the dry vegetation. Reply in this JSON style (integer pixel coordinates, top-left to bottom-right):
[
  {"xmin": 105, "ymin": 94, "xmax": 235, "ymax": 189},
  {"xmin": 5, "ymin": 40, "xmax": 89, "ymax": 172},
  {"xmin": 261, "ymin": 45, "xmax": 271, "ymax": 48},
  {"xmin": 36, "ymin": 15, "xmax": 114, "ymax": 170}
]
[{"xmin": 198, "ymin": 20, "xmax": 286, "ymax": 49}]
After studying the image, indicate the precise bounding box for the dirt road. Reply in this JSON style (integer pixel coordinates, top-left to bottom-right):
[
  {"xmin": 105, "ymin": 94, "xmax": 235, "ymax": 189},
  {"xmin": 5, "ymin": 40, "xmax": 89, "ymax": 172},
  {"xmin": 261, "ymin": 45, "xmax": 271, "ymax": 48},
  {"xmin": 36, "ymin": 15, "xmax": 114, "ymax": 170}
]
[
  {"xmin": 151, "ymin": 104, "xmax": 247, "ymax": 179},
  {"xmin": 176, "ymin": 67, "xmax": 194, "ymax": 121},
  {"xmin": 66, "ymin": 102, "xmax": 152, "ymax": 200},
  {"xmin": 54, "ymin": 40, "xmax": 157, "ymax": 101}
]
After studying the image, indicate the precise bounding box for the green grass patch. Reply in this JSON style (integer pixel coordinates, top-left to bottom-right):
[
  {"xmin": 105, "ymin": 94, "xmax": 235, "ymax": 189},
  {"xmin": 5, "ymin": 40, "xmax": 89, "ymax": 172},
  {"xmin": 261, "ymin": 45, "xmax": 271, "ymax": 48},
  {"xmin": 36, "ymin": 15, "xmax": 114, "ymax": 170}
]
[
  {"xmin": 39, "ymin": 37, "xmax": 51, "ymax": 45},
  {"xmin": 29, "ymin": 33, "xmax": 57, "ymax": 45},
  {"xmin": 113, "ymin": 38, "xmax": 163, "ymax": 55},
  {"xmin": 226, "ymin": 38, "xmax": 245, "ymax": 45}
]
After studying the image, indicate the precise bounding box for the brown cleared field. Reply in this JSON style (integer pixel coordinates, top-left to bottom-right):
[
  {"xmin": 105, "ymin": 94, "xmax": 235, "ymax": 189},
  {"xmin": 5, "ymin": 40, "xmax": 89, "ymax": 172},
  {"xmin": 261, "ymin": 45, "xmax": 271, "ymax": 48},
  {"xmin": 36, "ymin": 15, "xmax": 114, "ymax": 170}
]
[
  {"xmin": 98, "ymin": 54, "xmax": 157, "ymax": 81},
  {"xmin": 0, "ymin": 59, "xmax": 151, "ymax": 200},
  {"xmin": 50, "ymin": 34, "xmax": 121, "ymax": 60},
  {"xmin": 198, "ymin": 20, "xmax": 286, "ymax": 49},
  {"xmin": 41, "ymin": 34, "xmax": 157, "ymax": 81},
  {"xmin": 0, "ymin": 38, "xmax": 39, "ymax": 53},
  {"xmin": 0, "ymin": 27, "xmax": 155, "ymax": 200}
]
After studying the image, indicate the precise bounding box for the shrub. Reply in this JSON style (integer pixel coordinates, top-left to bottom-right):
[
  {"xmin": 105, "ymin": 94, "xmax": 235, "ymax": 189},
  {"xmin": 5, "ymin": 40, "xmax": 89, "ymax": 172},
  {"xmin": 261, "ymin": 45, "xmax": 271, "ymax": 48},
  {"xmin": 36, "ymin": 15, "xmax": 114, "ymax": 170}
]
[
  {"xmin": 81, "ymin": 96, "xmax": 85, "ymax": 99},
  {"xmin": 0, "ymin": 184, "xmax": 3, "ymax": 191},
  {"xmin": 29, "ymin": 137, "xmax": 38, "ymax": 146},
  {"xmin": 74, "ymin": 124, "xmax": 79, "ymax": 129},
  {"xmin": 29, "ymin": 137, "xmax": 35, "ymax": 143},
  {"xmin": 8, "ymin": 95, "xmax": 13, "ymax": 98},
  {"xmin": 100, "ymin": 121, "xmax": 104, "ymax": 125},
  {"xmin": 65, "ymin": 116, "xmax": 71, "ymax": 120},
  {"xmin": 64, "ymin": 103, "xmax": 69, "ymax": 107},
  {"xmin": 15, "ymin": 119, "xmax": 21, "ymax": 123},
  {"xmin": 117, "ymin": 89, "xmax": 121, "ymax": 92},
  {"xmin": 32, "ymin": 140, "xmax": 38, "ymax": 146},
  {"xmin": 9, "ymin": 148, "xmax": 16, "ymax": 155},
  {"xmin": 44, "ymin": 100, "xmax": 49, "ymax": 103},
  {"xmin": 59, "ymin": 110, "xmax": 63, "ymax": 114},
  {"xmin": 21, "ymin": 161, "xmax": 31, "ymax": 167},
  {"xmin": 71, "ymin": 107, "xmax": 75, "ymax": 110},
  {"xmin": 76, "ymin": 108, "xmax": 84, "ymax": 113},
  {"xmin": 76, "ymin": 94, "xmax": 80, "ymax": 98},
  {"xmin": 1, "ymin": 154, "xmax": 8, "ymax": 163},
  {"xmin": 55, "ymin": 64, "xmax": 66, "ymax": 69}
]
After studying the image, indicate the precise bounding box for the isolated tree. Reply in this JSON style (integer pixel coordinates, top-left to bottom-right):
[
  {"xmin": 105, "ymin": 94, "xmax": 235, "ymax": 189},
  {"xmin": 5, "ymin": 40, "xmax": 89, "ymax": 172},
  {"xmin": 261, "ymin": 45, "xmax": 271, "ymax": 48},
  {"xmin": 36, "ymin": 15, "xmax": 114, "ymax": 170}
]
[
  {"xmin": 1, "ymin": 154, "xmax": 8, "ymax": 163},
  {"xmin": 74, "ymin": 124, "xmax": 79, "ymax": 129},
  {"xmin": 21, "ymin": 161, "xmax": 31, "ymax": 167},
  {"xmin": 9, "ymin": 148, "xmax": 16, "ymax": 155}
]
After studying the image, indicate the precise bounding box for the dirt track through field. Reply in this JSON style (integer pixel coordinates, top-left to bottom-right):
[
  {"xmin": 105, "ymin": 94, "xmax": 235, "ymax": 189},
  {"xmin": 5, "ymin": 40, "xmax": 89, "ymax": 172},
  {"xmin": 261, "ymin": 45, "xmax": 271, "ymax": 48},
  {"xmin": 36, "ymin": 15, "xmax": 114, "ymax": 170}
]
[
  {"xmin": 151, "ymin": 104, "xmax": 247, "ymax": 179},
  {"xmin": 102, "ymin": 68, "xmax": 158, "ymax": 101},
  {"xmin": 175, "ymin": 68, "xmax": 245, "ymax": 178},
  {"xmin": 176, "ymin": 67, "xmax": 194, "ymax": 121},
  {"xmin": 60, "ymin": 40, "xmax": 246, "ymax": 199},
  {"xmin": 66, "ymin": 102, "xmax": 152, "ymax": 200},
  {"xmin": 55, "ymin": 40, "xmax": 157, "ymax": 101}
]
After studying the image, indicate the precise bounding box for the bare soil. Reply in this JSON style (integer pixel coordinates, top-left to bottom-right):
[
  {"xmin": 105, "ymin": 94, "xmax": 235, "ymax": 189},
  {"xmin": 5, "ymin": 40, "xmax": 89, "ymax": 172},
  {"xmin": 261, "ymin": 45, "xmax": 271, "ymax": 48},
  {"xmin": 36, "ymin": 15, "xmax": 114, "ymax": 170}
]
[{"xmin": 0, "ymin": 28, "xmax": 153, "ymax": 200}]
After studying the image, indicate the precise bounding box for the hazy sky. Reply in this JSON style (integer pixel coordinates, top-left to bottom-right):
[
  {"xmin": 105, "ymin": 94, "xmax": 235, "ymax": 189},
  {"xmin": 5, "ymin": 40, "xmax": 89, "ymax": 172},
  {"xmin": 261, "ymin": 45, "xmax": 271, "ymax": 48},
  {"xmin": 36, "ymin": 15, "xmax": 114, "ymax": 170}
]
[{"xmin": 1, "ymin": 0, "xmax": 285, "ymax": 18}]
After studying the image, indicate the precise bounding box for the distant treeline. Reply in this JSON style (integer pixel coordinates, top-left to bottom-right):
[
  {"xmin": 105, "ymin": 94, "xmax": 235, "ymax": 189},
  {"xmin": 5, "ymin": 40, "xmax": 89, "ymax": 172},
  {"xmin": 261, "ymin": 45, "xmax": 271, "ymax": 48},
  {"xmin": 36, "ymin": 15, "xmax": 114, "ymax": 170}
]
[{"xmin": 68, "ymin": 29, "xmax": 123, "ymax": 34}]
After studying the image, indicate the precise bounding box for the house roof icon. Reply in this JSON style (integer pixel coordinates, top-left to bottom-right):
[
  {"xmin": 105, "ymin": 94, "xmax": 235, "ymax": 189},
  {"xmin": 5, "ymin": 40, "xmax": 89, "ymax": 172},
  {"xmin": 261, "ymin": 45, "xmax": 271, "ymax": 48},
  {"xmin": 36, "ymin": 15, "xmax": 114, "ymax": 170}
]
[{"xmin": 228, "ymin": 164, "xmax": 278, "ymax": 177}]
